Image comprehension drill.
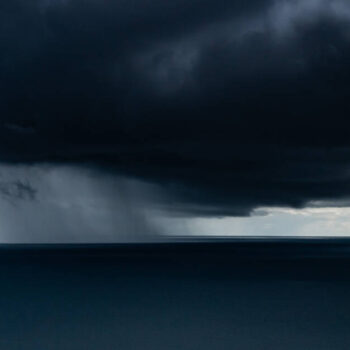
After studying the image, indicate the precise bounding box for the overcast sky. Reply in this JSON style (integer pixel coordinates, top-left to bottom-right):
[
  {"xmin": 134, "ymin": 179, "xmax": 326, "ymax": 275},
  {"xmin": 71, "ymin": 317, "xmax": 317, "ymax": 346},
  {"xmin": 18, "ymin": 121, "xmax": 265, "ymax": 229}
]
[{"xmin": 1, "ymin": 0, "xmax": 350, "ymax": 242}]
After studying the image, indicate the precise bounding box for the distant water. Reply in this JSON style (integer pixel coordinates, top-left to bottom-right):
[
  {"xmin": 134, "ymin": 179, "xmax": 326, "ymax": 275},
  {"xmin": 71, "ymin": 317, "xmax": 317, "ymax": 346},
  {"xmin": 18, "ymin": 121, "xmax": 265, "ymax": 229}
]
[{"xmin": 0, "ymin": 240, "xmax": 350, "ymax": 350}]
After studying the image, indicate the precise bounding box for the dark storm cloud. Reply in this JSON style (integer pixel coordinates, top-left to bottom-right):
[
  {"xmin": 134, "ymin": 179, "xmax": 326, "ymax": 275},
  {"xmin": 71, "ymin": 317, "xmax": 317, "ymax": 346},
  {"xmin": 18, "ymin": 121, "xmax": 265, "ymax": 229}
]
[{"xmin": 1, "ymin": 0, "xmax": 350, "ymax": 216}]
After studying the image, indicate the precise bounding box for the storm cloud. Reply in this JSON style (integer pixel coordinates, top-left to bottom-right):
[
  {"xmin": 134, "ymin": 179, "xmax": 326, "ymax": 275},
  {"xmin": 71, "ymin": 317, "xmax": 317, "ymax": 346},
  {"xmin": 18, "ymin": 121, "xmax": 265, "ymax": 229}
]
[{"xmin": 1, "ymin": 0, "xmax": 350, "ymax": 218}]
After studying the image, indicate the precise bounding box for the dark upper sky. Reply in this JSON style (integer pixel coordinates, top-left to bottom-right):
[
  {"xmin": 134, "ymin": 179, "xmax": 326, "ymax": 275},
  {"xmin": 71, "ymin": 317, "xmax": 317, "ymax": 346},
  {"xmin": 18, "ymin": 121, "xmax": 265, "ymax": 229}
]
[{"xmin": 1, "ymin": 0, "xmax": 350, "ymax": 220}]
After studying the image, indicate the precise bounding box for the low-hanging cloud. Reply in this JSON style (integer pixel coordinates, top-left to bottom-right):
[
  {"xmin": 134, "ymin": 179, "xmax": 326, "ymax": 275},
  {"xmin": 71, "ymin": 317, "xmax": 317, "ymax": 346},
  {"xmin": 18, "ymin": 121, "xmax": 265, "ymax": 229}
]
[
  {"xmin": 0, "ymin": 165, "xmax": 164, "ymax": 242},
  {"xmin": 0, "ymin": 180, "xmax": 37, "ymax": 201},
  {"xmin": 1, "ymin": 0, "xmax": 350, "ymax": 221}
]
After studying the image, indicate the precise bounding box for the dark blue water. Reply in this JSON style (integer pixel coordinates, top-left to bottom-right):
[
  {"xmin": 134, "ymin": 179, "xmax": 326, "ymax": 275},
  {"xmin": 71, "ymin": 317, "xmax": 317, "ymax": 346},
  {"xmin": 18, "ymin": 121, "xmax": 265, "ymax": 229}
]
[{"xmin": 0, "ymin": 240, "xmax": 350, "ymax": 349}]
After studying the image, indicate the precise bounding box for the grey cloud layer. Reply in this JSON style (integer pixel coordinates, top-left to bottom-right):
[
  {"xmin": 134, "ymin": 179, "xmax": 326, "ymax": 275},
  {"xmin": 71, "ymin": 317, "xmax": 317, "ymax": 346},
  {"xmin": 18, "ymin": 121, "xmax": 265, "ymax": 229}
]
[
  {"xmin": 1, "ymin": 0, "xmax": 350, "ymax": 216},
  {"xmin": 0, "ymin": 165, "xmax": 161, "ymax": 242}
]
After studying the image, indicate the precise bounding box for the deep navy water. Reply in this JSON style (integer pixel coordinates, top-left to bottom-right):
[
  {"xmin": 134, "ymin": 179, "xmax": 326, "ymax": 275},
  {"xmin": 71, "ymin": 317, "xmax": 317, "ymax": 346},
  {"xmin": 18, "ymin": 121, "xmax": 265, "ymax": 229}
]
[{"xmin": 1, "ymin": 239, "xmax": 350, "ymax": 349}]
